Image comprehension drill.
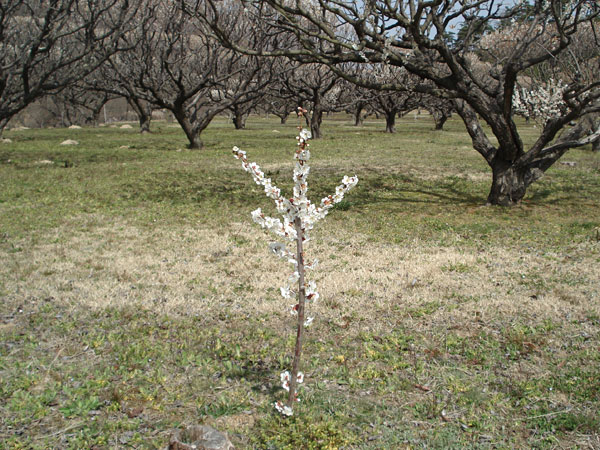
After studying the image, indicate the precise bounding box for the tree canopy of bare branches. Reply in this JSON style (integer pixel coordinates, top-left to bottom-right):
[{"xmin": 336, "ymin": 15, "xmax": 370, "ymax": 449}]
[
  {"xmin": 204, "ymin": 0, "xmax": 600, "ymax": 205},
  {"xmin": 0, "ymin": 0, "xmax": 138, "ymax": 133}
]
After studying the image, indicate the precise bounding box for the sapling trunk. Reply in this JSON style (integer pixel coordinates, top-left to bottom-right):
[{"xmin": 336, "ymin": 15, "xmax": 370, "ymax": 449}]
[{"xmin": 287, "ymin": 216, "xmax": 306, "ymax": 407}]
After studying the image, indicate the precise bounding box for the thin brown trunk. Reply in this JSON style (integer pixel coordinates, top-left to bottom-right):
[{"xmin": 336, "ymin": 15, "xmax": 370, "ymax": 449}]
[{"xmin": 287, "ymin": 216, "xmax": 306, "ymax": 407}]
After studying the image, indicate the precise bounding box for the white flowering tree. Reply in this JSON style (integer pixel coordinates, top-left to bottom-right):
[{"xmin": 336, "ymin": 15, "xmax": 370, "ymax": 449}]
[{"xmin": 233, "ymin": 107, "xmax": 358, "ymax": 416}]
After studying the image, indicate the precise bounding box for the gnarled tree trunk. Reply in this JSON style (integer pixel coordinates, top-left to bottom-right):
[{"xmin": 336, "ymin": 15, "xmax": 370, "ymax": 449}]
[
  {"xmin": 139, "ymin": 114, "xmax": 151, "ymax": 134},
  {"xmin": 174, "ymin": 109, "xmax": 204, "ymax": 149},
  {"xmin": 353, "ymin": 101, "xmax": 367, "ymax": 126},
  {"xmin": 432, "ymin": 109, "xmax": 450, "ymax": 130},
  {"xmin": 564, "ymin": 112, "xmax": 600, "ymax": 152},
  {"xmin": 385, "ymin": 109, "xmax": 397, "ymax": 133},
  {"xmin": 233, "ymin": 113, "xmax": 247, "ymax": 129},
  {"xmin": 310, "ymin": 98, "xmax": 323, "ymax": 139},
  {"xmin": 232, "ymin": 104, "xmax": 248, "ymax": 129},
  {"xmin": 485, "ymin": 118, "xmax": 600, "ymax": 205},
  {"xmin": 487, "ymin": 159, "xmax": 529, "ymax": 206},
  {"xmin": 128, "ymin": 98, "xmax": 152, "ymax": 134},
  {"xmin": 277, "ymin": 113, "xmax": 289, "ymax": 124}
]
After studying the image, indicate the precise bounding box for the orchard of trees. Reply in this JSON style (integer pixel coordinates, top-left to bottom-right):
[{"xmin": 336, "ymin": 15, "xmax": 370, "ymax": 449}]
[{"xmin": 1, "ymin": 0, "xmax": 599, "ymax": 205}]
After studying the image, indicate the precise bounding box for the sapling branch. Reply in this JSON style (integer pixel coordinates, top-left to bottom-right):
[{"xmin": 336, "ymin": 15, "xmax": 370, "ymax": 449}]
[{"xmin": 232, "ymin": 107, "xmax": 358, "ymax": 416}]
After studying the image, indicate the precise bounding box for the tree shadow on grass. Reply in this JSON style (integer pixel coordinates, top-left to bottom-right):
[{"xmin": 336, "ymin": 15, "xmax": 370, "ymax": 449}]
[{"xmin": 348, "ymin": 174, "xmax": 486, "ymax": 209}]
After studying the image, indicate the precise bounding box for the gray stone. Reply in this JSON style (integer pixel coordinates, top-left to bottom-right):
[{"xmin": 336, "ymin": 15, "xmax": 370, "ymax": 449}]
[{"xmin": 169, "ymin": 425, "xmax": 234, "ymax": 450}]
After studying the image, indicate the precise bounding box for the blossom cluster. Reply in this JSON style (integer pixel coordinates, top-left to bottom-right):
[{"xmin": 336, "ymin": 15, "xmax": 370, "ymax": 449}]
[
  {"xmin": 273, "ymin": 371, "xmax": 304, "ymax": 416},
  {"xmin": 513, "ymin": 79, "xmax": 568, "ymax": 127},
  {"xmin": 233, "ymin": 129, "xmax": 358, "ymax": 331},
  {"xmin": 233, "ymin": 110, "xmax": 358, "ymax": 416}
]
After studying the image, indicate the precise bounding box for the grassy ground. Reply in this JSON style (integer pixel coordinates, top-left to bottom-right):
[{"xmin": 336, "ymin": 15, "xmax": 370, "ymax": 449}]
[{"xmin": 1, "ymin": 114, "xmax": 599, "ymax": 449}]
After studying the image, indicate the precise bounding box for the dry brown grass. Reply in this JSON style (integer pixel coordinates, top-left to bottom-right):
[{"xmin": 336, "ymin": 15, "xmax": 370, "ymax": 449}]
[{"xmin": 4, "ymin": 214, "xmax": 599, "ymax": 337}]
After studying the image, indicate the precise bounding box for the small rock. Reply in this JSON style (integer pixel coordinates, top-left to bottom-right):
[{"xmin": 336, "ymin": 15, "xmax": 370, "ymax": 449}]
[
  {"xmin": 60, "ymin": 139, "xmax": 79, "ymax": 146},
  {"xmin": 36, "ymin": 160, "xmax": 54, "ymax": 165},
  {"xmin": 560, "ymin": 161, "xmax": 576, "ymax": 167},
  {"xmin": 120, "ymin": 124, "xmax": 133, "ymax": 129},
  {"xmin": 119, "ymin": 431, "xmax": 134, "ymax": 445},
  {"xmin": 126, "ymin": 406, "xmax": 144, "ymax": 418},
  {"xmin": 68, "ymin": 125, "xmax": 82, "ymax": 129},
  {"xmin": 272, "ymin": 130, "xmax": 281, "ymax": 133},
  {"xmin": 1, "ymin": 138, "xmax": 12, "ymax": 143},
  {"xmin": 119, "ymin": 145, "xmax": 130, "ymax": 149},
  {"xmin": 169, "ymin": 425, "xmax": 234, "ymax": 450}
]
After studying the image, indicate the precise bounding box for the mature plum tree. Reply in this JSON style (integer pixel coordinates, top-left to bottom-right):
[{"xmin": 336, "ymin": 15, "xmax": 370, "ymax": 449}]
[
  {"xmin": 0, "ymin": 0, "xmax": 137, "ymax": 133},
  {"xmin": 262, "ymin": 57, "xmax": 311, "ymax": 125},
  {"xmin": 280, "ymin": 62, "xmax": 342, "ymax": 139},
  {"xmin": 360, "ymin": 66, "xmax": 422, "ymax": 133},
  {"xmin": 265, "ymin": 92, "xmax": 301, "ymax": 124},
  {"xmin": 422, "ymin": 95, "xmax": 455, "ymax": 131},
  {"xmin": 205, "ymin": 0, "xmax": 600, "ymax": 205},
  {"xmin": 345, "ymin": 97, "xmax": 373, "ymax": 127},
  {"xmin": 84, "ymin": 57, "xmax": 157, "ymax": 133}
]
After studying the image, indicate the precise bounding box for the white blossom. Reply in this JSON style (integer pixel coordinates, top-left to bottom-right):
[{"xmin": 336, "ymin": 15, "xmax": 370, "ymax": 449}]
[
  {"xmin": 281, "ymin": 286, "xmax": 294, "ymax": 299},
  {"xmin": 305, "ymin": 259, "xmax": 318, "ymax": 270},
  {"xmin": 274, "ymin": 401, "xmax": 294, "ymax": 416},
  {"xmin": 513, "ymin": 79, "xmax": 569, "ymax": 128},
  {"xmin": 288, "ymin": 271, "xmax": 300, "ymax": 285},
  {"xmin": 281, "ymin": 371, "xmax": 291, "ymax": 391},
  {"xmin": 290, "ymin": 303, "xmax": 299, "ymax": 315},
  {"xmin": 299, "ymin": 129, "xmax": 312, "ymax": 141},
  {"xmin": 305, "ymin": 281, "xmax": 319, "ymax": 302}
]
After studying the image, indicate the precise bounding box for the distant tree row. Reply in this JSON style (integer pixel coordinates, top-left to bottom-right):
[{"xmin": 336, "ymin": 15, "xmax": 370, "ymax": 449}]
[{"xmin": 1, "ymin": 0, "xmax": 454, "ymax": 145}]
